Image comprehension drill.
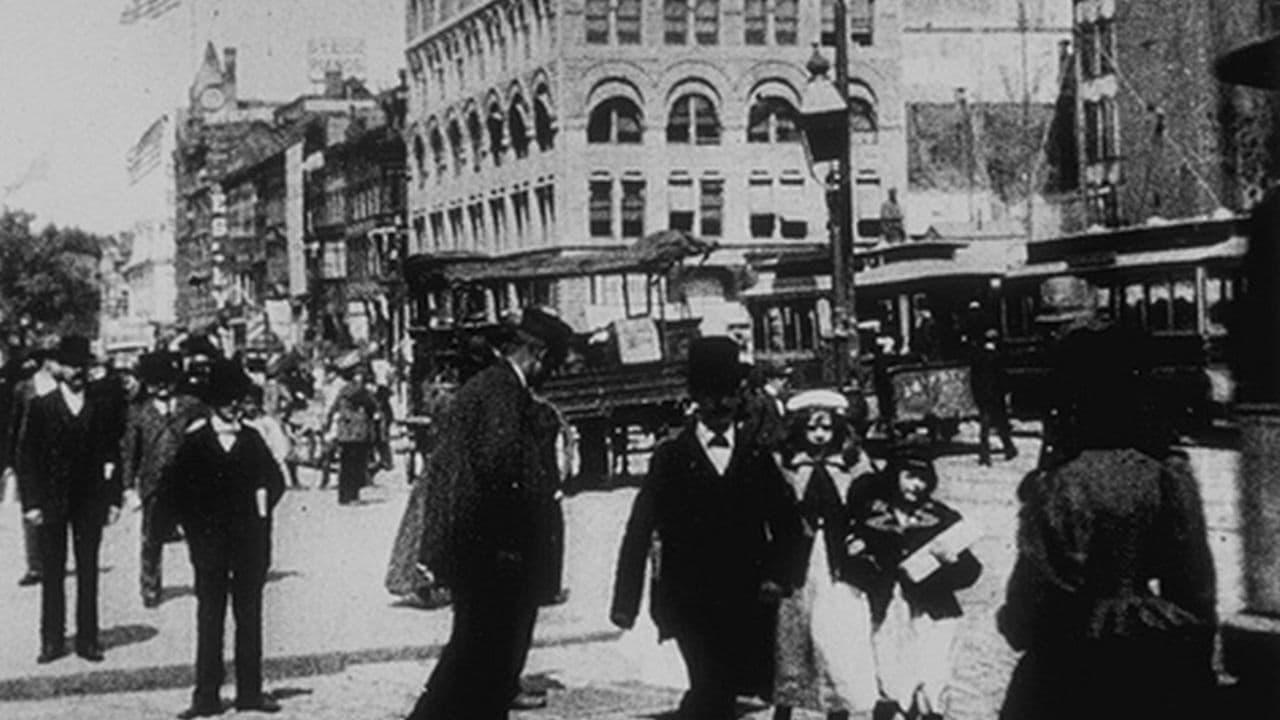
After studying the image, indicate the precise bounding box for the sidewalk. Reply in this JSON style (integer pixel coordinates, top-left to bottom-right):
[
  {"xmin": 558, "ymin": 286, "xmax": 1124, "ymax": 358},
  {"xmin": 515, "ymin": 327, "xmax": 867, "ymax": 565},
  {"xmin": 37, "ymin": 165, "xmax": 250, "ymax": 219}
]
[{"xmin": 0, "ymin": 459, "xmax": 638, "ymax": 702}]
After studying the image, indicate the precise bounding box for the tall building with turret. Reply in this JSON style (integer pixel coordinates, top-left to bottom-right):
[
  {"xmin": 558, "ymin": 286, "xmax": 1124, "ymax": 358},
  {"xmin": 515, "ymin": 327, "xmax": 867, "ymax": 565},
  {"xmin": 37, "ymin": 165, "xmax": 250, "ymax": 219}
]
[{"xmin": 403, "ymin": 0, "xmax": 908, "ymax": 333}]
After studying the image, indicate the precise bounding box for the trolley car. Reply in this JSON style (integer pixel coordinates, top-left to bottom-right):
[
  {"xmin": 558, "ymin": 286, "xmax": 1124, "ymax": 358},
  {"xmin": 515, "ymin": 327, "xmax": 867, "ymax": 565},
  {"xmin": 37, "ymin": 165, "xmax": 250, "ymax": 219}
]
[{"xmin": 1000, "ymin": 214, "xmax": 1247, "ymax": 431}]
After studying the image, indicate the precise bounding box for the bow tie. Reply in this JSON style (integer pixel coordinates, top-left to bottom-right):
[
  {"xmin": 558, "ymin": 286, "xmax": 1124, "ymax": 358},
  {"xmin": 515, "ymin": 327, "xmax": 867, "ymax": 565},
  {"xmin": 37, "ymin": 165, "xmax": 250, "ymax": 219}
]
[{"xmin": 708, "ymin": 433, "xmax": 730, "ymax": 448}]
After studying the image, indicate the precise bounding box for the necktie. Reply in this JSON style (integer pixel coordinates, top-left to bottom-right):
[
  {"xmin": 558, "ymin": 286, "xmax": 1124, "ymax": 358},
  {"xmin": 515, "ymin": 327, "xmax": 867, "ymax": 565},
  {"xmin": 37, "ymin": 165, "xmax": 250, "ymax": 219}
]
[{"xmin": 708, "ymin": 432, "xmax": 729, "ymax": 448}]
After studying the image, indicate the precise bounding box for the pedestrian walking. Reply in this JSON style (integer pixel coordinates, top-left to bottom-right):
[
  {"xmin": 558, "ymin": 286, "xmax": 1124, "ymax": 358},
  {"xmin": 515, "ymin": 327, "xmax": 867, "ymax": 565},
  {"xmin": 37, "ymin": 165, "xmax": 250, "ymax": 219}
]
[
  {"xmin": 6, "ymin": 346, "xmax": 57, "ymax": 588},
  {"xmin": 405, "ymin": 306, "xmax": 574, "ymax": 720},
  {"xmin": 970, "ymin": 329, "xmax": 1017, "ymax": 465},
  {"xmin": 19, "ymin": 335, "xmax": 124, "ymax": 663},
  {"xmin": 765, "ymin": 389, "xmax": 881, "ymax": 720},
  {"xmin": 853, "ymin": 449, "xmax": 982, "ymax": 720},
  {"xmin": 741, "ymin": 357, "xmax": 793, "ymax": 450},
  {"xmin": 325, "ymin": 359, "xmax": 379, "ymax": 505},
  {"xmin": 610, "ymin": 336, "xmax": 776, "ymax": 720},
  {"xmin": 120, "ymin": 351, "xmax": 203, "ymax": 608},
  {"xmin": 996, "ymin": 325, "xmax": 1217, "ymax": 720},
  {"xmin": 168, "ymin": 359, "xmax": 286, "ymax": 718}
]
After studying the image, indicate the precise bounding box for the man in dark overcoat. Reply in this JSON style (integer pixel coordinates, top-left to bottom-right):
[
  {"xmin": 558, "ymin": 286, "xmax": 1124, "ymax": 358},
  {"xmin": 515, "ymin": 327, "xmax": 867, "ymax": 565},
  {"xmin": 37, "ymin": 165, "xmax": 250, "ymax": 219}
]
[
  {"xmin": 970, "ymin": 328, "xmax": 1017, "ymax": 465},
  {"xmin": 611, "ymin": 337, "xmax": 776, "ymax": 720},
  {"xmin": 19, "ymin": 336, "xmax": 123, "ymax": 663},
  {"xmin": 121, "ymin": 351, "xmax": 203, "ymax": 607},
  {"xmin": 405, "ymin": 307, "xmax": 574, "ymax": 720},
  {"xmin": 168, "ymin": 359, "xmax": 286, "ymax": 718},
  {"xmin": 6, "ymin": 347, "xmax": 57, "ymax": 587}
]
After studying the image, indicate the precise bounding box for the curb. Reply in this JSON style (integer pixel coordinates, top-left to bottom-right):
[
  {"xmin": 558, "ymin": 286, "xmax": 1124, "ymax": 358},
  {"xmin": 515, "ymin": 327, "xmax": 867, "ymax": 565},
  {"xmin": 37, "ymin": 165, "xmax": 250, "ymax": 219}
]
[{"xmin": 0, "ymin": 629, "xmax": 624, "ymax": 703}]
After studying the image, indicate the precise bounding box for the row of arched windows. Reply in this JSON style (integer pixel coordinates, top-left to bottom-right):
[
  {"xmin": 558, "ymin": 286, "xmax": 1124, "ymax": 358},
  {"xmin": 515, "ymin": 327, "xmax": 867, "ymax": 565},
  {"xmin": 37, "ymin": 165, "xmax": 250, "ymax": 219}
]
[
  {"xmin": 586, "ymin": 93, "xmax": 876, "ymax": 145},
  {"xmin": 411, "ymin": 87, "xmax": 557, "ymax": 185}
]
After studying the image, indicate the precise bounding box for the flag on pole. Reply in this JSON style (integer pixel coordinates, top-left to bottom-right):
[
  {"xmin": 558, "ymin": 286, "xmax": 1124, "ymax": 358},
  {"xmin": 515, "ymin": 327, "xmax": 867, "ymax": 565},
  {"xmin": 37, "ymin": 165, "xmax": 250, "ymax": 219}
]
[{"xmin": 119, "ymin": 0, "xmax": 181, "ymax": 26}]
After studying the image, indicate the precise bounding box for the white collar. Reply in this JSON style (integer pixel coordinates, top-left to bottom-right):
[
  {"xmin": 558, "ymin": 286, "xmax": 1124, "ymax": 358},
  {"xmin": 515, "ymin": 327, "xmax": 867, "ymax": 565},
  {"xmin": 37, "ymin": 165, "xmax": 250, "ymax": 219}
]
[
  {"xmin": 58, "ymin": 382, "xmax": 84, "ymax": 408},
  {"xmin": 505, "ymin": 357, "xmax": 527, "ymax": 389},
  {"xmin": 33, "ymin": 370, "xmax": 56, "ymax": 396},
  {"xmin": 210, "ymin": 414, "xmax": 241, "ymax": 435}
]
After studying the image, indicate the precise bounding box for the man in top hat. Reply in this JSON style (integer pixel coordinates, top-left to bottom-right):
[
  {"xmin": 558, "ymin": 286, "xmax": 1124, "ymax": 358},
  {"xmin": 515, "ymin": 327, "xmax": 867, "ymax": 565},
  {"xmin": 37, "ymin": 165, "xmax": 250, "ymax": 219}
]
[
  {"xmin": 6, "ymin": 345, "xmax": 58, "ymax": 588},
  {"xmin": 1033, "ymin": 275, "xmax": 1107, "ymax": 470},
  {"xmin": 168, "ymin": 359, "xmax": 285, "ymax": 718},
  {"xmin": 120, "ymin": 351, "xmax": 203, "ymax": 607},
  {"xmin": 19, "ymin": 335, "xmax": 124, "ymax": 663},
  {"xmin": 611, "ymin": 336, "xmax": 777, "ymax": 720},
  {"xmin": 406, "ymin": 306, "xmax": 575, "ymax": 720},
  {"xmin": 741, "ymin": 356, "xmax": 793, "ymax": 450}
]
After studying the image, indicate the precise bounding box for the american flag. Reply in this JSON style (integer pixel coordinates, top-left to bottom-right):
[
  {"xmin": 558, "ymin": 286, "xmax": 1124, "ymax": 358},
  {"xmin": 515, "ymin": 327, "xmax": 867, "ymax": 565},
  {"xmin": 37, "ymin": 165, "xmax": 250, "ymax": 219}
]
[{"xmin": 119, "ymin": 0, "xmax": 181, "ymax": 25}]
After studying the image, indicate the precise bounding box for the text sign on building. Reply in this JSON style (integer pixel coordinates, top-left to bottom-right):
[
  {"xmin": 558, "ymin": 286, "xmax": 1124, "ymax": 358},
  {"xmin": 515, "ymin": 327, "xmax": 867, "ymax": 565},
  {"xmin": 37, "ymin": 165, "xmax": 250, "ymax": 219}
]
[
  {"xmin": 307, "ymin": 37, "xmax": 367, "ymax": 82},
  {"xmin": 285, "ymin": 143, "xmax": 306, "ymax": 297}
]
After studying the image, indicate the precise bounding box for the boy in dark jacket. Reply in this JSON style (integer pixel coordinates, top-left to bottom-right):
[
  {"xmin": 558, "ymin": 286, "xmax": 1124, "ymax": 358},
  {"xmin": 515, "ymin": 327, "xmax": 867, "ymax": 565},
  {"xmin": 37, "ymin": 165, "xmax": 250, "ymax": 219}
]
[{"xmin": 851, "ymin": 451, "xmax": 982, "ymax": 720}]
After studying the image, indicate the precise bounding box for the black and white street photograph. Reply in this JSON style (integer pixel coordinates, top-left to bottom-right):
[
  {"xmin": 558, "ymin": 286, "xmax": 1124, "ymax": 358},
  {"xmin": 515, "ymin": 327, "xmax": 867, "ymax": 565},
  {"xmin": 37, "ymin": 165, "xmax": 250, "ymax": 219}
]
[{"xmin": 0, "ymin": 0, "xmax": 1278, "ymax": 718}]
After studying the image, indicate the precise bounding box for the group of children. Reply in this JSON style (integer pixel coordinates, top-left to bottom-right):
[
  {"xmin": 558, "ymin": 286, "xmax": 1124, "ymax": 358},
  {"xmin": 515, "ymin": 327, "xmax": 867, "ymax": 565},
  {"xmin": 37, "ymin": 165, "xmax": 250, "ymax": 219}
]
[
  {"xmin": 764, "ymin": 389, "xmax": 981, "ymax": 720},
  {"xmin": 612, "ymin": 337, "xmax": 984, "ymax": 720}
]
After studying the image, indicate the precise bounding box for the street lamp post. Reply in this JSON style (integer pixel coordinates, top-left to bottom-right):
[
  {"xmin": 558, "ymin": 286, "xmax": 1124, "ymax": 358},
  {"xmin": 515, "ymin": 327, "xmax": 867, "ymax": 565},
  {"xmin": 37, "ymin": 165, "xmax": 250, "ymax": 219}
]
[{"xmin": 799, "ymin": 20, "xmax": 859, "ymax": 389}]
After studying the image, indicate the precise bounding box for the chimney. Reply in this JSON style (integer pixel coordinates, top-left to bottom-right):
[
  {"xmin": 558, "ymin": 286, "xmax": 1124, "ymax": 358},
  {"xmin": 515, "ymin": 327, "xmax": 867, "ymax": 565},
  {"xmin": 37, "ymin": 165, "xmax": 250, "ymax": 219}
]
[
  {"xmin": 324, "ymin": 69, "xmax": 344, "ymax": 99},
  {"xmin": 222, "ymin": 47, "xmax": 237, "ymax": 102}
]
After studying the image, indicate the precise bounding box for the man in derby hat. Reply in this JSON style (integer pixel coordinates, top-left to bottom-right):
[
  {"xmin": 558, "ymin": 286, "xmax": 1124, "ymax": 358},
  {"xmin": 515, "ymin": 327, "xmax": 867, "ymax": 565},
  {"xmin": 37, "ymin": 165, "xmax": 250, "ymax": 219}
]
[
  {"xmin": 5, "ymin": 344, "xmax": 58, "ymax": 588},
  {"xmin": 167, "ymin": 359, "xmax": 285, "ymax": 717},
  {"xmin": 612, "ymin": 336, "xmax": 779, "ymax": 719},
  {"xmin": 406, "ymin": 305, "xmax": 575, "ymax": 720},
  {"xmin": 19, "ymin": 335, "xmax": 124, "ymax": 664},
  {"xmin": 120, "ymin": 351, "xmax": 203, "ymax": 607}
]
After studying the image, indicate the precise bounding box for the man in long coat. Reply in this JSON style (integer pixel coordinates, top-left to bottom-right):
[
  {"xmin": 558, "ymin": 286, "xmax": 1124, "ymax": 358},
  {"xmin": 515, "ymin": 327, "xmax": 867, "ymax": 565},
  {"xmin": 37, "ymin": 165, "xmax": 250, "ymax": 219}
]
[
  {"xmin": 168, "ymin": 359, "xmax": 286, "ymax": 718},
  {"xmin": 120, "ymin": 351, "xmax": 202, "ymax": 607},
  {"xmin": 611, "ymin": 337, "xmax": 776, "ymax": 720},
  {"xmin": 405, "ymin": 307, "xmax": 574, "ymax": 720},
  {"xmin": 19, "ymin": 336, "xmax": 123, "ymax": 663}
]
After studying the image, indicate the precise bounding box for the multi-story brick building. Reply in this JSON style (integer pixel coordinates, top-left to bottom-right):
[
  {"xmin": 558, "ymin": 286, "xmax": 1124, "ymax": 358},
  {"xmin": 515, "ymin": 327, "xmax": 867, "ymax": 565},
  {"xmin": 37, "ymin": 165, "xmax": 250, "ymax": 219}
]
[
  {"xmin": 403, "ymin": 0, "xmax": 908, "ymax": 334},
  {"xmin": 304, "ymin": 80, "xmax": 410, "ymax": 351},
  {"xmin": 1071, "ymin": 0, "xmax": 1278, "ymax": 230}
]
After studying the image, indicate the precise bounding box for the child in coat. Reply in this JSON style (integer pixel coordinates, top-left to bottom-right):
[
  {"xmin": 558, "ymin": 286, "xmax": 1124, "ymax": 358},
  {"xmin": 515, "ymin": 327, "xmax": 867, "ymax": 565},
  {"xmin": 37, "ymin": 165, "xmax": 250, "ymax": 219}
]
[
  {"xmin": 765, "ymin": 389, "xmax": 881, "ymax": 720},
  {"xmin": 852, "ymin": 449, "xmax": 982, "ymax": 720}
]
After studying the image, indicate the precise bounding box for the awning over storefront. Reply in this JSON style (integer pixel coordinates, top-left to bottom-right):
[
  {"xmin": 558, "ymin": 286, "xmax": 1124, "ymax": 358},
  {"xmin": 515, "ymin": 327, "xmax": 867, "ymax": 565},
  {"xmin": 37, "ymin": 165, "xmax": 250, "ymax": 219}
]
[{"xmin": 403, "ymin": 230, "xmax": 718, "ymax": 291}]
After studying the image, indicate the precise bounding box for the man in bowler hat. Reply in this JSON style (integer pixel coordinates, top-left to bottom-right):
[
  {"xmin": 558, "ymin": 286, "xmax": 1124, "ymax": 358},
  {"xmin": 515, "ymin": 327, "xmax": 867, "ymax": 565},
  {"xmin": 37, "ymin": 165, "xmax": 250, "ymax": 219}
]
[
  {"xmin": 168, "ymin": 359, "xmax": 285, "ymax": 717},
  {"xmin": 611, "ymin": 336, "xmax": 777, "ymax": 719},
  {"xmin": 19, "ymin": 335, "xmax": 123, "ymax": 663},
  {"xmin": 406, "ymin": 306, "xmax": 575, "ymax": 720},
  {"xmin": 121, "ymin": 351, "xmax": 203, "ymax": 607}
]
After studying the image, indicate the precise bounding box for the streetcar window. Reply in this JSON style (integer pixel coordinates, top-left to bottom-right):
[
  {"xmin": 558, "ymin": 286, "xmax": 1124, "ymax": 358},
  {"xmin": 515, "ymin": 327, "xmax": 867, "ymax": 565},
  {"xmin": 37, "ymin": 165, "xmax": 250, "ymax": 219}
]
[
  {"xmin": 1204, "ymin": 273, "xmax": 1235, "ymax": 336},
  {"xmin": 756, "ymin": 301, "xmax": 819, "ymax": 352},
  {"xmin": 1094, "ymin": 286, "xmax": 1113, "ymax": 322},
  {"xmin": 1147, "ymin": 280, "xmax": 1172, "ymax": 332},
  {"xmin": 1122, "ymin": 283, "xmax": 1145, "ymax": 328},
  {"xmin": 1172, "ymin": 276, "xmax": 1196, "ymax": 331}
]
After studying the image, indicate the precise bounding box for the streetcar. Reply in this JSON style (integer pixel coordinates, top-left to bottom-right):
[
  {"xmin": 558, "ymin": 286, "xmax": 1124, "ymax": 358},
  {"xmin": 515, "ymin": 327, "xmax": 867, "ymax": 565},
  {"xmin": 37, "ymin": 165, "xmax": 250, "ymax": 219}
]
[{"xmin": 1000, "ymin": 214, "xmax": 1247, "ymax": 431}]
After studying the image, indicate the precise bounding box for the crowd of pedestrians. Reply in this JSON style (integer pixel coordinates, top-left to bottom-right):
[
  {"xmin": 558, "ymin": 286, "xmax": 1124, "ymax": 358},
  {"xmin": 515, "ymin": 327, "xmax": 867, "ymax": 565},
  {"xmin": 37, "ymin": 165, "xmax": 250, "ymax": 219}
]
[{"xmin": 0, "ymin": 286, "xmax": 1220, "ymax": 719}]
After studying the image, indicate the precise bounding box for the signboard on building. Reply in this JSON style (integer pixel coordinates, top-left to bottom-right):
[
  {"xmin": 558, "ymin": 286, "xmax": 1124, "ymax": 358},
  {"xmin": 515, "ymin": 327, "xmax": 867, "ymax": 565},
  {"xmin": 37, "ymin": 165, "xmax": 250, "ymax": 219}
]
[
  {"xmin": 307, "ymin": 37, "xmax": 367, "ymax": 82},
  {"xmin": 613, "ymin": 317, "xmax": 663, "ymax": 365},
  {"xmin": 285, "ymin": 143, "xmax": 306, "ymax": 297},
  {"xmin": 127, "ymin": 115, "xmax": 167, "ymax": 185}
]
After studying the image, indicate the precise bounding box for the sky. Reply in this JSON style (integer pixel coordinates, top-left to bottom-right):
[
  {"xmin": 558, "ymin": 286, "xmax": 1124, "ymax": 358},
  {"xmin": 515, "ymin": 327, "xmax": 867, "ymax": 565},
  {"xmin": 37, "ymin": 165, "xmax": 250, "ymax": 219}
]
[{"xmin": 0, "ymin": 0, "xmax": 402, "ymax": 236}]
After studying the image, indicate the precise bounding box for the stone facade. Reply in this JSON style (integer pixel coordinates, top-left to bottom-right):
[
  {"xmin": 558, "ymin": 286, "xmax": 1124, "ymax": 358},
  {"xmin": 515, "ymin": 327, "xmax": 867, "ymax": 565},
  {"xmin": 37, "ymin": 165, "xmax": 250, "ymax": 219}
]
[{"xmin": 403, "ymin": 0, "xmax": 909, "ymax": 332}]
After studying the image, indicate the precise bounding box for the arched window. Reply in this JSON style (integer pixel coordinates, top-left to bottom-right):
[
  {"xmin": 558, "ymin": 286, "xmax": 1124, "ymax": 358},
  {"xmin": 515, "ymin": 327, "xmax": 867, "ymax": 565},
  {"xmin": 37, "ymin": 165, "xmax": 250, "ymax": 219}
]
[
  {"xmin": 746, "ymin": 96, "xmax": 799, "ymax": 143},
  {"xmin": 467, "ymin": 111, "xmax": 485, "ymax": 170},
  {"xmin": 587, "ymin": 98, "xmax": 643, "ymax": 143},
  {"xmin": 412, "ymin": 134, "xmax": 427, "ymax": 185},
  {"xmin": 447, "ymin": 119, "xmax": 465, "ymax": 175},
  {"xmin": 429, "ymin": 127, "xmax": 447, "ymax": 177},
  {"xmin": 850, "ymin": 97, "xmax": 877, "ymax": 143},
  {"xmin": 487, "ymin": 104, "xmax": 507, "ymax": 166},
  {"xmin": 534, "ymin": 88, "xmax": 556, "ymax": 151},
  {"xmin": 666, "ymin": 93, "xmax": 719, "ymax": 144},
  {"xmin": 509, "ymin": 99, "xmax": 531, "ymax": 158}
]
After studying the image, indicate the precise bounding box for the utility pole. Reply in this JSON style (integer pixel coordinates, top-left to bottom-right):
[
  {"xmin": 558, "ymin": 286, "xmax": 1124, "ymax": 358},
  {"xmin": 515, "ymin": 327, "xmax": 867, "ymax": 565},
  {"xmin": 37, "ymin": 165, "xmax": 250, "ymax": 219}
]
[{"xmin": 831, "ymin": 0, "xmax": 859, "ymax": 388}]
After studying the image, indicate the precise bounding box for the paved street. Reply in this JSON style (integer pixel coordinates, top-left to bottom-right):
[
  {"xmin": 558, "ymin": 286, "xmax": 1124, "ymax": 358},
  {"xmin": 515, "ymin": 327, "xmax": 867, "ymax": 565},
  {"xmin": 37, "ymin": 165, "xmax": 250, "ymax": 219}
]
[{"xmin": 0, "ymin": 432, "xmax": 1244, "ymax": 719}]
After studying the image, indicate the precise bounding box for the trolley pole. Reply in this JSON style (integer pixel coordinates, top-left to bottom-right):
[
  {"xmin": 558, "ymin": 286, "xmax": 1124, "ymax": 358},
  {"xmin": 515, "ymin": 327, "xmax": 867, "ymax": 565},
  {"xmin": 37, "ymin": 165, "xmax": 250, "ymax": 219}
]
[{"xmin": 831, "ymin": 0, "xmax": 859, "ymax": 389}]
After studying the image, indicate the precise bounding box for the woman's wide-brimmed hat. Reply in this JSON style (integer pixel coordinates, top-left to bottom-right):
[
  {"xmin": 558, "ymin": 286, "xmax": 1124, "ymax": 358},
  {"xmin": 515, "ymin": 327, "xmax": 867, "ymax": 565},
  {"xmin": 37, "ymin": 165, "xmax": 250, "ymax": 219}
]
[{"xmin": 785, "ymin": 389, "xmax": 849, "ymax": 415}]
